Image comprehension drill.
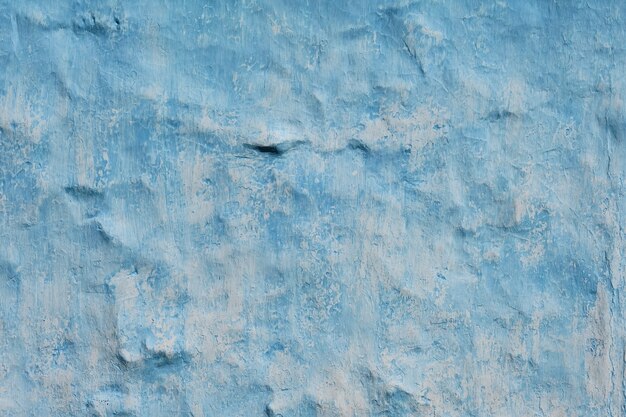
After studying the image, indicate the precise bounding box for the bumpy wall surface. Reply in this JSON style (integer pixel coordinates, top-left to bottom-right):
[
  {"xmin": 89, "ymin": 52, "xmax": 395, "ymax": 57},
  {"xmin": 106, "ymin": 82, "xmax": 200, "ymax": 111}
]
[{"xmin": 1, "ymin": 1, "xmax": 625, "ymax": 416}]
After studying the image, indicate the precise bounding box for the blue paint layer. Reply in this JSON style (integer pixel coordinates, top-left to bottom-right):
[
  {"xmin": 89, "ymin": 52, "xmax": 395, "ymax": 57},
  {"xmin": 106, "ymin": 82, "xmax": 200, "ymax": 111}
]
[{"xmin": 0, "ymin": 1, "xmax": 625, "ymax": 416}]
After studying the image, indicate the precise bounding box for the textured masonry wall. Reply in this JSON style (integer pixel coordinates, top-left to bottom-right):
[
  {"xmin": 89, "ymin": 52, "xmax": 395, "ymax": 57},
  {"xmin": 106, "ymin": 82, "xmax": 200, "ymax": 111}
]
[{"xmin": 0, "ymin": 1, "xmax": 625, "ymax": 416}]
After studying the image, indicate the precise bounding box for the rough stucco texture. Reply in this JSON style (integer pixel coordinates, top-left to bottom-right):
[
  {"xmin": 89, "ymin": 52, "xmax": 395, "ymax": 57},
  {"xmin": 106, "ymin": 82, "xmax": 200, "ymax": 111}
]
[{"xmin": 1, "ymin": 1, "xmax": 625, "ymax": 416}]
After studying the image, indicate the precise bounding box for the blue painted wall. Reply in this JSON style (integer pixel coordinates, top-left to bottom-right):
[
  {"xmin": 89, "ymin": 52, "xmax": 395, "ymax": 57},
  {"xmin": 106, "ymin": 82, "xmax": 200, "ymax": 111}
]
[{"xmin": 0, "ymin": 1, "xmax": 625, "ymax": 416}]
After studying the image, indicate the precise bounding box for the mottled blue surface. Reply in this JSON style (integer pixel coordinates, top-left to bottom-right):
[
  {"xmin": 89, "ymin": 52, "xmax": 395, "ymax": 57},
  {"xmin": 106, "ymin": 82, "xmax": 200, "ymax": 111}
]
[{"xmin": 1, "ymin": 1, "xmax": 625, "ymax": 416}]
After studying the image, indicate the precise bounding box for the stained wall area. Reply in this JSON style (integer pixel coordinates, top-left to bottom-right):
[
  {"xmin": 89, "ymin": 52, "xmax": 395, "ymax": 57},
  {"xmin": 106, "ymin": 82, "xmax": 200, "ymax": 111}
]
[{"xmin": 0, "ymin": 1, "xmax": 625, "ymax": 416}]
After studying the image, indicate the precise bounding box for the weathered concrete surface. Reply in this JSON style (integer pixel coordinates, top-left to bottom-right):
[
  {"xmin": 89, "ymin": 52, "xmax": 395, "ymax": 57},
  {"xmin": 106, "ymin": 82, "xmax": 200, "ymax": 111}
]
[{"xmin": 0, "ymin": 1, "xmax": 625, "ymax": 416}]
